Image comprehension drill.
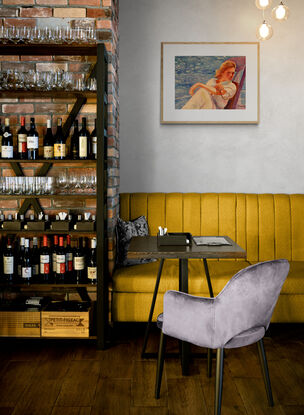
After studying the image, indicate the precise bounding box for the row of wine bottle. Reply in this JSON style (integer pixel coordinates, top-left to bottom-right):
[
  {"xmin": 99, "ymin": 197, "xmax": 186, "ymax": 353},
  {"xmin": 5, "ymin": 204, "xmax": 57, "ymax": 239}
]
[
  {"xmin": 0, "ymin": 116, "xmax": 98, "ymax": 160},
  {"xmin": 1, "ymin": 235, "xmax": 97, "ymax": 285}
]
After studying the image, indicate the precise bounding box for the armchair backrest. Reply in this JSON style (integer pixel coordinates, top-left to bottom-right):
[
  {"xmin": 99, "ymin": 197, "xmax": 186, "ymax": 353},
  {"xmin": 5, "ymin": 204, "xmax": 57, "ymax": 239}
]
[{"xmin": 213, "ymin": 259, "xmax": 290, "ymax": 348}]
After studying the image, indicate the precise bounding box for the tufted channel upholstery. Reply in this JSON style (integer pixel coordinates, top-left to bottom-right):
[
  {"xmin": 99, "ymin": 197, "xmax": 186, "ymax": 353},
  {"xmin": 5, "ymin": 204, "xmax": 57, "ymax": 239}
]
[{"xmin": 111, "ymin": 193, "xmax": 304, "ymax": 322}]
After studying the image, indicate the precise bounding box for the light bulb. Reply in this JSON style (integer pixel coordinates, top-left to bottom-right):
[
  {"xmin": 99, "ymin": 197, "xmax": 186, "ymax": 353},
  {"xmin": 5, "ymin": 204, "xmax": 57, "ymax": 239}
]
[
  {"xmin": 255, "ymin": 0, "xmax": 272, "ymax": 10},
  {"xmin": 256, "ymin": 20, "xmax": 273, "ymax": 40},
  {"xmin": 272, "ymin": 2, "xmax": 289, "ymax": 20}
]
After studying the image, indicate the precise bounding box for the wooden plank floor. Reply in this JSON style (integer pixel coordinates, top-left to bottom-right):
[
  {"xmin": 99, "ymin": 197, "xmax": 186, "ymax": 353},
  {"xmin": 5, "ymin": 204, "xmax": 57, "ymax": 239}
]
[{"xmin": 0, "ymin": 323, "xmax": 303, "ymax": 415}]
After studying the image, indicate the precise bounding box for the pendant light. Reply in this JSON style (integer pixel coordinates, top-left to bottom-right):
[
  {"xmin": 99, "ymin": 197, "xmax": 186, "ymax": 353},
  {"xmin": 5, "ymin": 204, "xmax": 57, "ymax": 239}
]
[
  {"xmin": 255, "ymin": 0, "xmax": 272, "ymax": 10},
  {"xmin": 256, "ymin": 20, "xmax": 273, "ymax": 40},
  {"xmin": 272, "ymin": 1, "xmax": 289, "ymax": 21}
]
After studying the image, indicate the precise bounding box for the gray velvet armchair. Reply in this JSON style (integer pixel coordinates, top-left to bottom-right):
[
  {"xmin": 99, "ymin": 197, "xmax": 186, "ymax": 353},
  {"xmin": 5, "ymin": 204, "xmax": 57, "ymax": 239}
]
[{"xmin": 155, "ymin": 259, "xmax": 290, "ymax": 415}]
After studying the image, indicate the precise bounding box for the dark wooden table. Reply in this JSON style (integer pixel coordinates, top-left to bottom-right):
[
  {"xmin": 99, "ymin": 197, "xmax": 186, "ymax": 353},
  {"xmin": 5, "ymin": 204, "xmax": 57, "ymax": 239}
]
[{"xmin": 128, "ymin": 235, "xmax": 246, "ymax": 375}]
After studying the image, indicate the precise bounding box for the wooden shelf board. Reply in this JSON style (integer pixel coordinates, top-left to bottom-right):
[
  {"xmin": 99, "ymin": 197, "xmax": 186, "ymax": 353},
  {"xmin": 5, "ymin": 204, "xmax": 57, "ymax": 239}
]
[{"xmin": 0, "ymin": 44, "xmax": 98, "ymax": 56}]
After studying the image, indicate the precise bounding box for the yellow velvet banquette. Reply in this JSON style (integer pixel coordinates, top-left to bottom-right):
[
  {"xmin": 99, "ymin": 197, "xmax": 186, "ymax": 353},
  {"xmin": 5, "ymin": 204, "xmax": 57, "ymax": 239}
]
[{"xmin": 112, "ymin": 193, "xmax": 304, "ymax": 323}]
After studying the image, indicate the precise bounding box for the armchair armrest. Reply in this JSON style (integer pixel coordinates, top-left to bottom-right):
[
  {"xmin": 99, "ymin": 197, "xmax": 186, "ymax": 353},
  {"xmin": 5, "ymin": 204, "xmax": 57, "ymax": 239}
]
[{"xmin": 162, "ymin": 290, "xmax": 215, "ymax": 349}]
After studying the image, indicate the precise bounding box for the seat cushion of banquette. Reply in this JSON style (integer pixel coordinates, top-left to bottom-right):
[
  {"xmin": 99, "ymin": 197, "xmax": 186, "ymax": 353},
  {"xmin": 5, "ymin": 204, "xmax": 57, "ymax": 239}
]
[{"xmin": 113, "ymin": 259, "xmax": 252, "ymax": 295}]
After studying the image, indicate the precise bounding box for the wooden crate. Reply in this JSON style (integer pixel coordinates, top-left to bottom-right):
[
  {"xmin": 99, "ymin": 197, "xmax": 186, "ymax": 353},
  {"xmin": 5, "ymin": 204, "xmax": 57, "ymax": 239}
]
[
  {"xmin": 41, "ymin": 303, "xmax": 91, "ymax": 338},
  {"xmin": 0, "ymin": 310, "xmax": 41, "ymax": 337}
]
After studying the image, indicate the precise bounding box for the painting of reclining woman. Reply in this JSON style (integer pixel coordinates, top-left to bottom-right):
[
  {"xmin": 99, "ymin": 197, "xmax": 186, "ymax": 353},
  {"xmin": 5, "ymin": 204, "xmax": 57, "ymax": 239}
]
[{"xmin": 175, "ymin": 56, "xmax": 246, "ymax": 110}]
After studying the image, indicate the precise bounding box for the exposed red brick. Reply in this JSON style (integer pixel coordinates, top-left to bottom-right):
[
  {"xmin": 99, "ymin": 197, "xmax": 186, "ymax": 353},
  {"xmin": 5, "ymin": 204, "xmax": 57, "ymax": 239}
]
[
  {"xmin": 34, "ymin": 103, "xmax": 67, "ymax": 113},
  {"xmin": 4, "ymin": 18, "xmax": 36, "ymax": 27},
  {"xmin": 2, "ymin": 62, "xmax": 35, "ymax": 72},
  {"xmin": 2, "ymin": 104, "xmax": 34, "ymax": 114},
  {"xmin": 0, "ymin": 55, "xmax": 19, "ymax": 62},
  {"xmin": 0, "ymin": 7, "xmax": 19, "ymax": 17},
  {"xmin": 102, "ymin": 0, "xmax": 112, "ymax": 6},
  {"xmin": 70, "ymin": 18, "xmax": 95, "ymax": 29},
  {"xmin": 96, "ymin": 20, "xmax": 112, "ymax": 30},
  {"xmin": 21, "ymin": 55, "xmax": 52, "ymax": 61},
  {"xmin": 68, "ymin": 62, "xmax": 91, "ymax": 72},
  {"xmin": 36, "ymin": 0, "xmax": 67, "ymax": 4},
  {"xmin": 87, "ymin": 8, "xmax": 110, "ymax": 18},
  {"xmin": 53, "ymin": 7, "xmax": 85, "ymax": 18},
  {"xmin": 3, "ymin": 0, "xmax": 33, "ymax": 4},
  {"xmin": 70, "ymin": 0, "xmax": 100, "ymax": 5},
  {"xmin": 20, "ymin": 7, "xmax": 52, "ymax": 18},
  {"xmin": 0, "ymin": 200, "xmax": 18, "ymax": 208},
  {"xmin": 53, "ymin": 198, "xmax": 85, "ymax": 208}
]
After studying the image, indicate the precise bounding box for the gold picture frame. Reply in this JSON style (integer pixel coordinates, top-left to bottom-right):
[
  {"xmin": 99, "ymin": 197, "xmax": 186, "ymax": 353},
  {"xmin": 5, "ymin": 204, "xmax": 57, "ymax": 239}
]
[{"xmin": 161, "ymin": 42, "xmax": 260, "ymax": 124}]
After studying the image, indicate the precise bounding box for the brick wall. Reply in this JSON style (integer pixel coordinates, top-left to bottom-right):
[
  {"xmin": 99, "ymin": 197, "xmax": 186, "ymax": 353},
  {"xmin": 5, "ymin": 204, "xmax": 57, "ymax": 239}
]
[{"xmin": 0, "ymin": 0, "xmax": 120, "ymax": 273}]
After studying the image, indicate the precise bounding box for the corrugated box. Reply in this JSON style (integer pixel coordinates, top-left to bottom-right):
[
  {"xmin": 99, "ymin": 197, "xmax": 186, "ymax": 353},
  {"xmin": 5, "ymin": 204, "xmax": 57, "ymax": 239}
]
[
  {"xmin": 41, "ymin": 301, "xmax": 91, "ymax": 338},
  {"xmin": 0, "ymin": 310, "xmax": 41, "ymax": 337}
]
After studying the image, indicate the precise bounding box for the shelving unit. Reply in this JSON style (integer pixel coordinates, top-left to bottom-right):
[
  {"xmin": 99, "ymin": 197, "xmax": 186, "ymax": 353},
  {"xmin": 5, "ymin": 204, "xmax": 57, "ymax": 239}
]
[{"xmin": 0, "ymin": 43, "xmax": 108, "ymax": 349}]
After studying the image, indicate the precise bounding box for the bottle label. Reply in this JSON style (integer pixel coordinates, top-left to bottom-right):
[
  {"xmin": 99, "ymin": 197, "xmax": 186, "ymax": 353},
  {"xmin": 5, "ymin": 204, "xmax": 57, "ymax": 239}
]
[
  {"xmin": 54, "ymin": 143, "xmax": 66, "ymax": 158},
  {"xmin": 52, "ymin": 253, "xmax": 57, "ymax": 271},
  {"xmin": 27, "ymin": 136, "xmax": 39, "ymax": 149},
  {"xmin": 79, "ymin": 136, "xmax": 87, "ymax": 158},
  {"xmin": 1, "ymin": 145, "xmax": 13, "ymax": 158},
  {"xmin": 56, "ymin": 255, "xmax": 66, "ymax": 274},
  {"xmin": 40, "ymin": 254, "xmax": 50, "ymax": 274},
  {"xmin": 74, "ymin": 256, "xmax": 85, "ymax": 270},
  {"xmin": 22, "ymin": 267, "xmax": 32, "ymax": 279},
  {"xmin": 87, "ymin": 267, "xmax": 97, "ymax": 280},
  {"xmin": 66, "ymin": 253, "xmax": 73, "ymax": 271},
  {"xmin": 92, "ymin": 136, "xmax": 97, "ymax": 157},
  {"xmin": 3, "ymin": 256, "xmax": 14, "ymax": 274},
  {"xmin": 18, "ymin": 134, "xmax": 27, "ymax": 153},
  {"xmin": 32, "ymin": 264, "xmax": 39, "ymax": 276},
  {"xmin": 44, "ymin": 146, "xmax": 54, "ymax": 159}
]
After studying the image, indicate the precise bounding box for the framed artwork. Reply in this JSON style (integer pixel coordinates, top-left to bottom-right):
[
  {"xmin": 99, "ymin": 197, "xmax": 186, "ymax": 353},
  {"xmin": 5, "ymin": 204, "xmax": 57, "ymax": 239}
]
[{"xmin": 161, "ymin": 42, "xmax": 259, "ymax": 124}]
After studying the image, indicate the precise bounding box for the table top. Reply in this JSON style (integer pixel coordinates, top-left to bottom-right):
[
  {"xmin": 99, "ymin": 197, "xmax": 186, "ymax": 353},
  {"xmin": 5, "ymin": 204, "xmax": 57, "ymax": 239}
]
[{"xmin": 128, "ymin": 236, "xmax": 246, "ymax": 260}]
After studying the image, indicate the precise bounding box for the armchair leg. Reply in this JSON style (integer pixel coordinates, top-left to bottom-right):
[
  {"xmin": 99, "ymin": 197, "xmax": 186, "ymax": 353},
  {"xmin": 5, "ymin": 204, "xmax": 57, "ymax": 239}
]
[
  {"xmin": 155, "ymin": 331, "xmax": 166, "ymax": 399},
  {"xmin": 207, "ymin": 348, "xmax": 212, "ymax": 377},
  {"xmin": 215, "ymin": 348, "xmax": 224, "ymax": 415},
  {"xmin": 257, "ymin": 338, "xmax": 274, "ymax": 406}
]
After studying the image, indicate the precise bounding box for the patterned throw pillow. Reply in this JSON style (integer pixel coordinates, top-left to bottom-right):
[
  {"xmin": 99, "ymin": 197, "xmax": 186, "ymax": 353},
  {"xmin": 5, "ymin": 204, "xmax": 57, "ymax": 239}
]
[{"xmin": 116, "ymin": 215, "xmax": 155, "ymax": 266}]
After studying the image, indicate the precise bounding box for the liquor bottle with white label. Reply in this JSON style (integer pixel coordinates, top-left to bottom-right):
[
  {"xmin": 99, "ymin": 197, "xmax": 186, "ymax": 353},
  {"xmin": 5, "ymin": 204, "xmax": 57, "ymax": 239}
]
[
  {"xmin": 73, "ymin": 237, "xmax": 86, "ymax": 283},
  {"xmin": 22, "ymin": 238, "xmax": 32, "ymax": 284},
  {"xmin": 91, "ymin": 118, "xmax": 97, "ymax": 160},
  {"xmin": 54, "ymin": 118, "xmax": 66, "ymax": 160},
  {"xmin": 87, "ymin": 237, "xmax": 97, "ymax": 284},
  {"xmin": 1, "ymin": 118, "xmax": 14, "ymax": 159},
  {"xmin": 65, "ymin": 235, "xmax": 73, "ymax": 282},
  {"xmin": 40, "ymin": 235, "xmax": 51, "ymax": 283},
  {"xmin": 56, "ymin": 236, "xmax": 66, "ymax": 283},
  {"xmin": 27, "ymin": 117, "xmax": 39, "ymax": 160},
  {"xmin": 31, "ymin": 237, "xmax": 40, "ymax": 282},
  {"xmin": 3, "ymin": 237, "xmax": 14, "ymax": 283},
  {"xmin": 43, "ymin": 119, "xmax": 54, "ymax": 159},
  {"xmin": 0, "ymin": 118, "xmax": 3, "ymax": 157},
  {"xmin": 78, "ymin": 117, "xmax": 90, "ymax": 160},
  {"xmin": 17, "ymin": 116, "xmax": 28, "ymax": 160}
]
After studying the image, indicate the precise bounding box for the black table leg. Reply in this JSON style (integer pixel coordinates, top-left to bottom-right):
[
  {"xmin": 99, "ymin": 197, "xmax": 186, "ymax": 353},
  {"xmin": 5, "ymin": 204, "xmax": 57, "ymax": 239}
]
[
  {"xmin": 179, "ymin": 258, "xmax": 190, "ymax": 375},
  {"xmin": 203, "ymin": 258, "xmax": 214, "ymax": 377},
  {"xmin": 203, "ymin": 258, "xmax": 214, "ymax": 298},
  {"xmin": 141, "ymin": 258, "xmax": 165, "ymax": 358}
]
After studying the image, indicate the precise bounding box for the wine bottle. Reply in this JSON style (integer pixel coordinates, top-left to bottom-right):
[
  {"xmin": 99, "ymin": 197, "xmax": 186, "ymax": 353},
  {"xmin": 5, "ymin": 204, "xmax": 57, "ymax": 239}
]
[
  {"xmin": 65, "ymin": 234, "xmax": 73, "ymax": 282},
  {"xmin": 40, "ymin": 235, "xmax": 51, "ymax": 283},
  {"xmin": 27, "ymin": 117, "xmax": 39, "ymax": 160},
  {"xmin": 17, "ymin": 116, "xmax": 28, "ymax": 160},
  {"xmin": 31, "ymin": 237, "xmax": 40, "ymax": 282},
  {"xmin": 56, "ymin": 236, "xmax": 66, "ymax": 283},
  {"xmin": 79, "ymin": 117, "xmax": 90, "ymax": 160},
  {"xmin": 70, "ymin": 119, "xmax": 79, "ymax": 160},
  {"xmin": 21, "ymin": 238, "xmax": 32, "ymax": 283},
  {"xmin": 0, "ymin": 118, "xmax": 3, "ymax": 158},
  {"xmin": 1, "ymin": 118, "xmax": 14, "ymax": 159},
  {"xmin": 87, "ymin": 237, "xmax": 97, "ymax": 284},
  {"xmin": 17, "ymin": 237, "xmax": 25, "ymax": 282},
  {"xmin": 91, "ymin": 118, "xmax": 97, "ymax": 160},
  {"xmin": 73, "ymin": 237, "xmax": 85, "ymax": 284},
  {"xmin": 52, "ymin": 235, "xmax": 58, "ymax": 279},
  {"xmin": 43, "ymin": 119, "xmax": 54, "ymax": 159},
  {"xmin": 3, "ymin": 237, "xmax": 14, "ymax": 283},
  {"xmin": 53, "ymin": 118, "xmax": 66, "ymax": 160}
]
